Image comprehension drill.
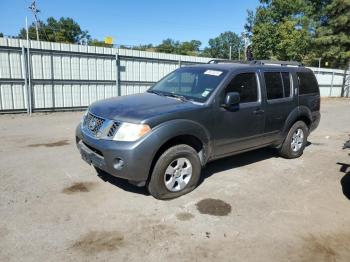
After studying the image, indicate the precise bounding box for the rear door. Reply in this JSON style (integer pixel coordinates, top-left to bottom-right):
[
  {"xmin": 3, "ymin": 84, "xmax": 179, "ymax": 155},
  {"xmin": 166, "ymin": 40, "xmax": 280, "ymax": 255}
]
[{"xmin": 261, "ymin": 70, "xmax": 297, "ymax": 142}]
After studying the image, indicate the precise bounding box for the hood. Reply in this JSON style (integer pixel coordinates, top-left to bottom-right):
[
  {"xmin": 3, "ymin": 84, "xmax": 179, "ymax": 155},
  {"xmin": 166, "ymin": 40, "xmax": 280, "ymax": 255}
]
[{"xmin": 89, "ymin": 92, "xmax": 201, "ymax": 123}]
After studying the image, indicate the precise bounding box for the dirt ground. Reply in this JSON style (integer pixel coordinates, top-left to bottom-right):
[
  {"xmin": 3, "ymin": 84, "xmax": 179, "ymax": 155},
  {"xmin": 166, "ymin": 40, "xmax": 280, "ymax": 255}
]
[{"xmin": 0, "ymin": 98, "xmax": 350, "ymax": 262}]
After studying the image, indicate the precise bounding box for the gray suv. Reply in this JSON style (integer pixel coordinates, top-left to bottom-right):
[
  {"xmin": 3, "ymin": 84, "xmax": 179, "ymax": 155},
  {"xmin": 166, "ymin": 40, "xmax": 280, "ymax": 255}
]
[{"xmin": 76, "ymin": 60, "xmax": 320, "ymax": 199}]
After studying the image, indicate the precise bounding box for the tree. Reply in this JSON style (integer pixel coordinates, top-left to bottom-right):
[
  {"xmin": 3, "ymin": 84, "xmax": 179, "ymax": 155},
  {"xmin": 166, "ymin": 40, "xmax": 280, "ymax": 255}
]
[
  {"xmin": 250, "ymin": 22, "xmax": 277, "ymax": 59},
  {"xmin": 156, "ymin": 39, "xmax": 180, "ymax": 54},
  {"xmin": 314, "ymin": 0, "xmax": 350, "ymax": 68},
  {"xmin": 203, "ymin": 31, "xmax": 242, "ymax": 59},
  {"xmin": 244, "ymin": 10, "xmax": 256, "ymax": 41},
  {"xmin": 246, "ymin": 0, "xmax": 330, "ymax": 64},
  {"xmin": 18, "ymin": 17, "xmax": 90, "ymax": 44},
  {"xmin": 134, "ymin": 44, "xmax": 155, "ymax": 51},
  {"xmin": 155, "ymin": 39, "xmax": 202, "ymax": 56},
  {"xmin": 0, "ymin": 33, "xmax": 3, "ymax": 37},
  {"xmin": 88, "ymin": 39, "xmax": 113, "ymax": 48},
  {"xmin": 177, "ymin": 40, "xmax": 202, "ymax": 55}
]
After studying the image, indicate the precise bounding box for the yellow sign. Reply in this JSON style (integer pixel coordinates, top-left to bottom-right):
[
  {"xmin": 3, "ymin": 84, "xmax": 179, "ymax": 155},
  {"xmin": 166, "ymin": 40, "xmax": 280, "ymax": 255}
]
[
  {"xmin": 104, "ymin": 37, "xmax": 113, "ymax": 45},
  {"xmin": 325, "ymin": 61, "xmax": 329, "ymax": 66}
]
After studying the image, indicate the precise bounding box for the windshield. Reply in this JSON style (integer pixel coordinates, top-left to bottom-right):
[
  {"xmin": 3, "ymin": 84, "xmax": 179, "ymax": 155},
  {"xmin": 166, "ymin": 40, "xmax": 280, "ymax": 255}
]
[{"xmin": 148, "ymin": 67, "xmax": 227, "ymax": 103}]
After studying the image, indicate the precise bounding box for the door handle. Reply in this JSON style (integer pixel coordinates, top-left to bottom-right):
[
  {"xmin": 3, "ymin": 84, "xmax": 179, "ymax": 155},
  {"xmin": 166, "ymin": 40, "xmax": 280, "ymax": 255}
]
[{"xmin": 253, "ymin": 108, "xmax": 265, "ymax": 115}]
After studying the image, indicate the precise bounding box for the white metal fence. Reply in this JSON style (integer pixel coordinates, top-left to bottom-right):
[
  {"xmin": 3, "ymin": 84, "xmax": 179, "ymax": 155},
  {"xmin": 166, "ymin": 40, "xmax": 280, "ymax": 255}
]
[
  {"xmin": 310, "ymin": 66, "xmax": 349, "ymax": 97},
  {"xmin": 0, "ymin": 37, "xmax": 348, "ymax": 113}
]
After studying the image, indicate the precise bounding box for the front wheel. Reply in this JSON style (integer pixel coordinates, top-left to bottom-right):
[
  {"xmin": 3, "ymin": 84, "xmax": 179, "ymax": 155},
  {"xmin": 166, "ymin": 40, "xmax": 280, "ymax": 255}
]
[
  {"xmin": 147, "ymin": 144, "xmax": 202, "ymax": 200},
  {"xmin": 278, "ymin": 121, "xmax": 308, "ymax": 159}
]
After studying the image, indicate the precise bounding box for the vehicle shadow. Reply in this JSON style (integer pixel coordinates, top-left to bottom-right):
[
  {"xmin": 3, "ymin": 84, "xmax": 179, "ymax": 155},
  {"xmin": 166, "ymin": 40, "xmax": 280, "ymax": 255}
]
[
  {"xmin": 96, "ymin": 169, "xmax": 150, "ymax": 196},
  {"xmin": 95, "ymin": 142, "xmax": 315, "ymax": 196},
  {"xmin": 198, "ymin": 147, "xmax": 278, "ymax": 186},
  {"xmin": 337, "ymin": 162, "xmax": 350, "ymax": 201}
]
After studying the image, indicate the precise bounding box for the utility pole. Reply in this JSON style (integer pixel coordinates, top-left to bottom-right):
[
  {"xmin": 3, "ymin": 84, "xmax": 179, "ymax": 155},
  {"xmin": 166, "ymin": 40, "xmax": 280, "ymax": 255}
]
[
  {"xmin": 341, "ymin": 61, "xmax": 350, "ymax": 98},
  {"xmin": 29, "ymin": 0, "xmax": 40, "ymax": 41},
  {"xmin": 317, "ymin": 57, "xmax": 322, "ymax": 75},
  {"xmin": 229, "ymin": 46, "xmax": 232, "ymax": 60},
  {"xmin": 25, "ymin": 16, "xmax": 32, "ymax": 116},
  {"xmin": 347, "ymin": 61, "xmax": 350, "ymax": 98},
  {"xmin": 241, "ymin": 31, "xmax": 248, "ymax": 61}
]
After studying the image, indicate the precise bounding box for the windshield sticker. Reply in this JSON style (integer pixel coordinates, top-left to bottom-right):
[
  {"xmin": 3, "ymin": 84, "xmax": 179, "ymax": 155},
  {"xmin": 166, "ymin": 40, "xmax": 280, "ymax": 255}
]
[
  {"xmin": 204, "ymin": 70, "xmax": 223, "ymax": 76},
  {"xmin": 202, "ymin": 90, "xmax": 210, "ymax": 97}
]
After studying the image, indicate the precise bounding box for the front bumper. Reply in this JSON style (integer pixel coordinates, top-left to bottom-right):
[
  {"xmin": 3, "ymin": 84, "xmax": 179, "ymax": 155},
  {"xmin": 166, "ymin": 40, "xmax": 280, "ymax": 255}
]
[{"xmin": 75, "ymin": 124, "xmax": 157, "ymax": 183}]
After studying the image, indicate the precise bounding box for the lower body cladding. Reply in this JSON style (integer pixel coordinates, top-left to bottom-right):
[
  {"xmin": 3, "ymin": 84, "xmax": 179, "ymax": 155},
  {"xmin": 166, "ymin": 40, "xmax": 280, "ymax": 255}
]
[
  {"xmin": 310, "ymin": 111, "xmax": 321, "ymax": 133},
  {"xmin": 75, "ymin": 125, "xmax": 156, "ymax": 185}
]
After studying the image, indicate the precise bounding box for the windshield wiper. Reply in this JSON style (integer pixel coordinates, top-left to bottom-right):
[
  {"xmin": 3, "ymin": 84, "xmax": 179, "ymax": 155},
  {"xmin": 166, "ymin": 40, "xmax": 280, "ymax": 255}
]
[
  {"xmin": 147, "ymin": 90, "xmax": 166, "ymax": 96},
  {"xmin": 163, "ymin": 93, "xmax": 188, "ymax": 102},
  {"xmin": 148, "ymin": 90, "xmax": 189, "ymax": 102}
]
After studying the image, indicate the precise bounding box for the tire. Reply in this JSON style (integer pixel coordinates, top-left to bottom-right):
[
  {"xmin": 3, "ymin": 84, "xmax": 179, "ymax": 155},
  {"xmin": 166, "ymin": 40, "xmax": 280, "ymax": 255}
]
[
  {"xmin": 147, "ymin": 144, "xmax": 202, "ymax": 200},
  {"xmin": 278, "ymin": 121, "xmax": 309, "ymax": 159}
]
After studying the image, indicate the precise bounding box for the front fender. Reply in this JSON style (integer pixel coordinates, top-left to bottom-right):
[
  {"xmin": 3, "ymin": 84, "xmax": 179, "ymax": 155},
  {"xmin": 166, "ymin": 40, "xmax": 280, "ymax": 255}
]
[{"xmin": 149, "ymin": 119, "xmax": 212, "ymax": 163}]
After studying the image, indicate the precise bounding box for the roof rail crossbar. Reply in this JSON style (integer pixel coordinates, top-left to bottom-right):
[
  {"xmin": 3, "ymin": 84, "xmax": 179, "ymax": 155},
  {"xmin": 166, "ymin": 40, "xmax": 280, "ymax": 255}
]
[
  {"xmin": 207, "ymin": 59, "xmax": 244, "ymax": 64},
  {"xmin": 250, "ymin": 60, "xmax": 304, "ymax": 67}
]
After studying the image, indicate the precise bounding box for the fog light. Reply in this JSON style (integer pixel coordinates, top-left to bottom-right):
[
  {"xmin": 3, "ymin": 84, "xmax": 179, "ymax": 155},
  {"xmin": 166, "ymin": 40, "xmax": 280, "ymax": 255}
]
[{"xmin": 113, "ymin": 158, "xmax": 124, "ymax": 170}]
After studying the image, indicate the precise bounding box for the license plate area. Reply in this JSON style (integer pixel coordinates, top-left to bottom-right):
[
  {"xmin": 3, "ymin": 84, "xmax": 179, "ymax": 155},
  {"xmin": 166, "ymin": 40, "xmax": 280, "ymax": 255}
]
[
  {"xmin": 79, "ymin": 144, "xmax": 104, "ymax": 168},
  {"xmin": 80, "ymin": 149, "xmax": 92, "ymax": 165}
]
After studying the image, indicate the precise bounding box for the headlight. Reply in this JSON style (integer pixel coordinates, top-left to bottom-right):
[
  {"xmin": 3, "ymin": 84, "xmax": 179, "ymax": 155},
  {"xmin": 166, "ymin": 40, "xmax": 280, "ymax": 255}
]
[
  {"xmin": 113, "ymin": 122, "xmax": 151, "ymax": 142},
  {"xmin": 80, "ymin": 110, "xmax": 88, "ymax": 125}
]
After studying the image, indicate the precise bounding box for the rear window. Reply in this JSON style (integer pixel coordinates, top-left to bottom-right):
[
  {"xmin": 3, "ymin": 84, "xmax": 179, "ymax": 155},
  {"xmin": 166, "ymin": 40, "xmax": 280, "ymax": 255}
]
[{"xmin": 297, "ymin": 72, "xmax": 319, "ymax": 95}]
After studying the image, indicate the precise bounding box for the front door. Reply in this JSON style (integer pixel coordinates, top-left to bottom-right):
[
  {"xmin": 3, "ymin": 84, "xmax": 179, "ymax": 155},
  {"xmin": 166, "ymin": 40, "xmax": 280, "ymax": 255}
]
[{"xmin": 213, "ymin": 71, "xmax": 265, "ymax": 157}]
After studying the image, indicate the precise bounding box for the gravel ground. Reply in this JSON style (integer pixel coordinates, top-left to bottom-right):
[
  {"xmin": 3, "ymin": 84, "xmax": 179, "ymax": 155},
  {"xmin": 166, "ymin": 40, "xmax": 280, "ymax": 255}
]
[{"xmin": 0, "ymin": 98, "xmax": 350, "ymax": 262}]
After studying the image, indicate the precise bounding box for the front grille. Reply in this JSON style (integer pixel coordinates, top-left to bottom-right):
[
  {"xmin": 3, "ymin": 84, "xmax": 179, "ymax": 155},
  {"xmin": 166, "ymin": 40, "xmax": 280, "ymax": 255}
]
[
  {"xmin": 83, "ymin": 113, "xmax": 105, "ymax": 137},
  {"xmin": 107, "ymin": 121, "xmax": 121, "ymax": 138}
]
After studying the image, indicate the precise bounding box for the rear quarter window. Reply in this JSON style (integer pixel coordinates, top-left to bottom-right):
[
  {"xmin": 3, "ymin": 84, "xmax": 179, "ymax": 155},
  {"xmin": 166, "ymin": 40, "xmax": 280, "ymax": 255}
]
[{"xmin": 297, "ymin": 72, "xmax": 319, "ymax": 95}]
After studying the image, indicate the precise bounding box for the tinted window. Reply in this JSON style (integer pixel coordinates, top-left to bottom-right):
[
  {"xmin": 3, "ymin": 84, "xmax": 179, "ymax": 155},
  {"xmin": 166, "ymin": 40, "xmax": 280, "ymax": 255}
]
[
  {"xmin": 264, "ymin": 72, "xmax": 283, "ymax": 100},
  {"xmin": 225, "ymin": 73, "xmax": 258, "ymax": 103},
  {"xmin": 297, "ymin": 72, "xmax": 319, "ymax": 94},
  {"xmin": 282, "ymin": 72, "xmax": 291, "ymax": 97}
]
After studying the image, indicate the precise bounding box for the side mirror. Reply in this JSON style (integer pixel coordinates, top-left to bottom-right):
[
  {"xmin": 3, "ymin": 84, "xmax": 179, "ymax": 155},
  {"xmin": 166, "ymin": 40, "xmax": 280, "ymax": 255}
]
[{"xmin": 222, "ymin": 92, "xmax": 240, "ymax": 108}]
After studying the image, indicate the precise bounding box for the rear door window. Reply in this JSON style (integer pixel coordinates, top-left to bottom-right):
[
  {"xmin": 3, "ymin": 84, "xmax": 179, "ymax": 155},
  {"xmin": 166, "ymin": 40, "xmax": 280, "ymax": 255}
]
[
  {"xmin": 264, "ymin": 72, "xmax": 284, "ymax": 100},
  {"xmin": 297, "ymin": 72, "xmax": 319, "ymax": 95},
  {"xmin": 264, "ymin": 72, "xmax": 293, "ymax": 100},
  {"xmin": 281, "ymin": 72, "xmax": 291, "ymax": 97}
]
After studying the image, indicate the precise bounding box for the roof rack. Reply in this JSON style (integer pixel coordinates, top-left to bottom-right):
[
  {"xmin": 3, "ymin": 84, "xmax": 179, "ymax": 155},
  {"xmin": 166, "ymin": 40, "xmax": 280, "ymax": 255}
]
[
  {"xmin": 207, "ymin": 59, "xmax": 245, "ymax": 64},
  {"xmin": 250, "ymin": 60, "xmax": 304, "ymax": 67},
  {"xmin": 207, "ymin": 59, "xmax": 304, "ymax": 67}
]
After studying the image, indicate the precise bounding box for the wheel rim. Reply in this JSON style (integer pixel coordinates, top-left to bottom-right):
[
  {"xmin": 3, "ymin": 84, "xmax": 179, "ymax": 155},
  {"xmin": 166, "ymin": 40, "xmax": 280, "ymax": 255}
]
[
  {"xmin": 164, "ymin": 157, "xmax": 192, "ymax": 192},
  {"xmin": 291, "ymin": 128, "xmax": 304, "ymax": 152}
]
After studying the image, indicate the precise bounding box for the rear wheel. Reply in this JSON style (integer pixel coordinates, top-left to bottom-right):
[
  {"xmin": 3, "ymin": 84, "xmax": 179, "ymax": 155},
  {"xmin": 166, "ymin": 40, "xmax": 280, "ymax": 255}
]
[
  {"xmin": 279, "ymin": 121, "xmax": 308, "ymax": 159},
  {"xmin": 147, "ymin": 144, "xmax": 201, "ymax": 200}
]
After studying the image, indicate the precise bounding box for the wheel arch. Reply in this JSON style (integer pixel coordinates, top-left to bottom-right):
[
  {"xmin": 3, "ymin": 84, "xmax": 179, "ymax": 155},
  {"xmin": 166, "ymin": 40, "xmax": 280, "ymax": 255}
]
[
  {"xmin": 282, "ymin": 106, "xmax": 312, "ymax": 138},
  {"xmin": 147, "ymin": 119, "xmax": 211, "ymax": 182}
]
